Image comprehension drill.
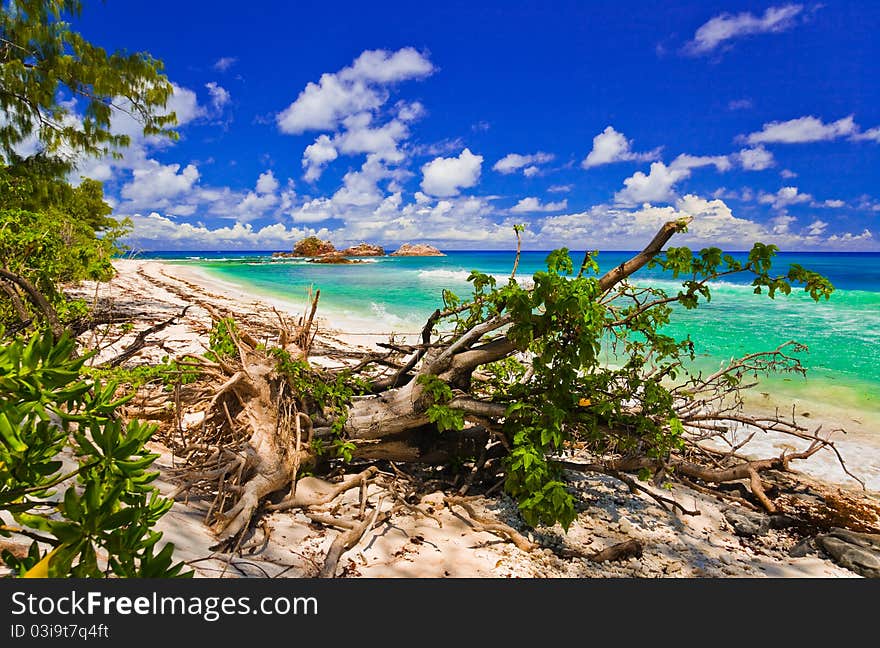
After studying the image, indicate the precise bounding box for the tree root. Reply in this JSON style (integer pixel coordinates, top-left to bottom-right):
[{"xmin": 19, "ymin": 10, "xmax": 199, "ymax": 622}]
[
  {"xmin": 267, "ymin": 467, "xmax": 380, "ymax": 512},
  {"xmin": 445, "ymin": 496, "xmax": 537, "ymax": 553}
]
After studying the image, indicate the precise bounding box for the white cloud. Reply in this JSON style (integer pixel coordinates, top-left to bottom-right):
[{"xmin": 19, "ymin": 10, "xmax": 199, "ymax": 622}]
[
  {"xmin": 420, "ymin": 148, "xmax": 483, "ymax": 197},
  {"xmin": 493, "ymin": 152, "xmax": 554, "ymax": 175},
  {"xmin": 669, "ymin": 153, "xmax": 732, "ymax": 172},
  {"xmin": 302, "ymin": 135, "xmax": 339, "ymax": 182},
  {"xmin": 771, "ymin": 214, "xmax": 797, "ymax": 234},
  {"xmin": 166, "ymin": 84, "xmax": 206, "ymax": 126},
  {"xmin": 613, "ymin": 153, "xmax": 730, "ymax": 206},
  {"xmin": 213, "ymin": 57, "xmax": 238, "ymax": 72},
  {"xmin": 853, "ymin": 126, "xmax": 880, "ymax": 143},
  {"xmin": 276, "ymin": 48, "xmax": 434, "ymax": 134},
  {"xmin": 510, "ymin": 197, "xmax": 568, "ymax": 213},
  {"xmin": 256, "ymin": 170, "xmax": 279, "ymax": 194},
  {"xmin": 548, "ymin": 184, "xmax": 573, "ymax": 193},
  {"xmin": 125, "ymin": 212, "xmax": 328, "ymax": 250},
  {"xmin": 333, "ymin": 112, "xmax": 408, "ymax": 161},
  {"xmin": 736, "ymin": 145, "xmax": 775, "ymax": 170},
  {"xmin": 828, "ymin": 229, "xmax": 873, "ymax": 243},
  {"xmin": 820, "ymin": 199, "xmax": 845, "ymax": 208},
  {"xmin": 807, "ymin": 219, "xmax": 828, "ymax": 236},
  {"xmin": 745, "ymin": 115, "xmax": 857, "ymax": 144},
  {"xmin": 582, "ymin": 126, "xmax": 658, "ymax": 169},
  {"xmin": 205, "ymin": 82, "xmax": 231, "ymax": 111},
  {"xmin": 120, "ymin": 161, "xmax": 200, "ymax": 207},
  {"xmin": 614, "ymin": 162, "xmax": 691, "ymax": 205},
  {"xmin": 235, "ymin": 191, "xmax": 279, "ymax": 223},
  {"xmin": 758, "ymin": 186, "xmax": 812, "ymax": 210},
  {"xmin": 780, "ymin": 169, "xmax": 798, "ymax": 179},
  {"xmin": 685, "ymin": 4, "xmax": 805, "ymax": 55}
]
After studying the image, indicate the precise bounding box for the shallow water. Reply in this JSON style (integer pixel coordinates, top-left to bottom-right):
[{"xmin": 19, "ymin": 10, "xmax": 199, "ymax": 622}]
[{"xmin": 145, "ymin": 249, "xmax": 880, "ymax": 433}]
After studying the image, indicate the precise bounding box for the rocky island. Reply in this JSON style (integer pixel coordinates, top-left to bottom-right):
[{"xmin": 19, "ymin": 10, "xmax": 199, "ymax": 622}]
[
  {"xmin": 339, "ymin": 242, "xmax": 385, "ymax": 256},
  {"xmin": 390, "ymin": 243, "xmax": 446, "ymax": 256},
  {"xmin": 272, "ymin": 236, "xmax": 337, "ymax": 258},
  {"xmin": 273, "ymin": 238, "xmax": 444, "ymax": 259}
]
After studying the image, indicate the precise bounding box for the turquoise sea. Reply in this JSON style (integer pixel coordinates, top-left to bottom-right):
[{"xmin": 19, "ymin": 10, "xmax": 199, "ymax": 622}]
[{"xmin": 146, "ymin": 250, "xmax": 880, "ymax": 427}]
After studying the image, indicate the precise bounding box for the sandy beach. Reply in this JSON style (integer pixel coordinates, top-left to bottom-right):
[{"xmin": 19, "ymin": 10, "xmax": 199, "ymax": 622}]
[{"xmin": 52, "ymin": 259, "xmax": 880, "ymax": 579}]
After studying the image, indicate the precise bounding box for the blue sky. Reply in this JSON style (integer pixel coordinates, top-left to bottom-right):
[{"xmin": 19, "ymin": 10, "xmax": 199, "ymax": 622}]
[{"xmin": 65, "ymin": 1, "xmax": 880, "ymax": 250}]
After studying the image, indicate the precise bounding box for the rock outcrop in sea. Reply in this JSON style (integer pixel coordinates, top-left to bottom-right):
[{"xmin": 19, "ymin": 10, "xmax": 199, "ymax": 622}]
[
  {"xmin": 308, "ymin": 254, "xmax": 364, "ymax": 264},
  {"xmin": 339, "ymin": 242, "xmax": 385, "ymax": 256},
  {"xmin": 273, "ymin": 237, "xmax": 337, "ymax": 258},
  {"xmin": 390, "ymin": 243, "xmax": 445, "ymax": 257}
]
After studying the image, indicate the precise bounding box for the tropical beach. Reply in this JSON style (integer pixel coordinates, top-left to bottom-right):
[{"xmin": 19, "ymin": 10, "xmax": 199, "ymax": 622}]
[{"xmin": 52, "ymin": 256, "xmax": 878, "ymax": 578}]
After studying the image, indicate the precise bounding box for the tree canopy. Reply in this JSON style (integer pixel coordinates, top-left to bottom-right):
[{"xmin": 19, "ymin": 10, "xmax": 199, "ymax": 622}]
[{"xmin": 0, "ymin": 0, "xmax": 176, "ymax": 161}]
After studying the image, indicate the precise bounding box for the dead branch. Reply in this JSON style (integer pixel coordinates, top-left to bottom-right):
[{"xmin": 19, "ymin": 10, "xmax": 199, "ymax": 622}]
[{"xmin": 100, "ymin": 305, "xmax": 192, "ymax": 368}]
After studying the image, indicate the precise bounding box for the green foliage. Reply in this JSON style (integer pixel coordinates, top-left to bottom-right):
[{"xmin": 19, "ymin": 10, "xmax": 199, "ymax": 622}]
[
  {"xmin": 84, "ymin": 355, "xmax": 200, "ymax": 391},
  {"xmin": 0, "ymin": 327, "xmax": 189, "ymax": 577},
  {"xmin": 0, "ymin": 166, "xmax": 129, "ymax": 331},
  {"xmin": 205, "ymin": 317, "xmax": 238, "ymax": 362},
  {"xmin": 416, "ymin": 374, "xmax": 464, "ymax": 433},
  {"xmin": 436, "ymin": 240, "xmax": 834, "ymax": 530},
  {"xmin": 269, "ymin": 348, "xmax": 369, "ymax": 461},
  {"xmin": 0, "ymin": 0, "xmax": 176, "ymax": 160}
]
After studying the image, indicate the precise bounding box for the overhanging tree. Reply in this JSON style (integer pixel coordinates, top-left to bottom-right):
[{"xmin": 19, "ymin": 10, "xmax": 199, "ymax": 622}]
[
  {"xmin": 0, "ymin": 0, "xmax": 176, "ymax": 336},
  {"xmin": 1, "ymin": 0, "xmax": 176, "ymax": 160}
]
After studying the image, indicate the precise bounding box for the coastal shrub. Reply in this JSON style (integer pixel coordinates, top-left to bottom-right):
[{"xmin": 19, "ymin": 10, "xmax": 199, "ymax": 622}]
[
  {"xmin": 0, "ymin": 167, "xmax": 130, "ymax": 333},
  {"xmin": 0, "ymin": 327, "xmax": 189, "ymax": 577},
  {"xmin": 438, "ymin": 230, "xmax": 833, "ymax": 529}
]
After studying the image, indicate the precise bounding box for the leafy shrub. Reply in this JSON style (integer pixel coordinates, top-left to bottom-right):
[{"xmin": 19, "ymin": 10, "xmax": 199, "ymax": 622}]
[{"xmin": 0, "ymin": 327, "xmax": 189, "ymax": 577}]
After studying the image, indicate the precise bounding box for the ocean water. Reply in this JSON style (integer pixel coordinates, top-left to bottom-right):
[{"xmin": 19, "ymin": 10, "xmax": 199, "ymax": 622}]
[{"xmin": 143, "ymin": 250, "xmax": 880, "ymax": 423}]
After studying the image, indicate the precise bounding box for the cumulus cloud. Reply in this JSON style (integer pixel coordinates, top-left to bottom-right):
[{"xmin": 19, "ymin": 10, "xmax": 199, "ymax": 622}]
[
  {"xmin": 758, "ymin": 186, "xmax": 812, "ymax": 210},
  {"xmin": 302, "ymin": 135, "xmax": 339, "ymax": 182},
  {"xmin": 736, "ymin": 146, "xmax": 775, "ymax": 170},
  {"xmin": 745, "ymin": 115, "xmax": 857, "ymax": 144},
  {"xmin": 613, "ymin": 153, "xmax": 731, "ymax": 206},
  {"xmin": 614, "ymin": 162, "xmax": 690, "ymax": 205},
  {"xmin": 276, "ymin": 48, "xmax": 434, "ymax": 134},
  {"xmin": 581, "ymin": 126, "xmax": 658, "ymax": 169},
  {"xmin": 120, "ymin": 161, "xmax": 200, "ymax": 208},
  {"xmin": 256, "ymin": 170, "xmax": 279, "ymax": 194},
  {"xmin": 509, "ymin": 197, "xmax": 568, "ymax": 213},
  {"xmin": 807, "ymin": 219, "xmax": 828, "ymax": 236},
  {"xmin": 828, "ymin": 229, "xmax": 873, "ymax": 243},
  {"xmin": 852, "ymin": 126, "xmax": 880, "ymax": 143},
  {"xmin": 420, "ymin": 148, "xmax": 483, "ymax": 197},
  {"xmin": 684, "ymin": 4, "xmax": 806, "ymax": 56},
  {"xmin": 124, "ymin": 212, "xmax": 328, "ymax": 250},
  {"xmin": 205, "ymin": 82, "xmax": 231, "ymax": 111},
  {"xmin": 493, "ymin": 152, "xmax": 554, "ymax": 175}
]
